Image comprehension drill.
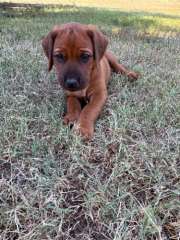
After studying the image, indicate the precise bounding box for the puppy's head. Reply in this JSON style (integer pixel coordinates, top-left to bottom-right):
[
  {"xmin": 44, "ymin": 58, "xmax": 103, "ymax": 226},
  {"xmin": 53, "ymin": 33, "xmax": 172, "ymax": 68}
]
[{"xmin": 42, "ymin": 23, "xmax": 108, "ymax": 92}]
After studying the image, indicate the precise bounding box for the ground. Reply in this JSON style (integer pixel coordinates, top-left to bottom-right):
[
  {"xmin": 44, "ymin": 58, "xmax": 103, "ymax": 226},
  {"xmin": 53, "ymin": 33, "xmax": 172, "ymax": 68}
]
[{"xmin": 0, "ymin": 2, "xmax": 180, "ymax": 240}]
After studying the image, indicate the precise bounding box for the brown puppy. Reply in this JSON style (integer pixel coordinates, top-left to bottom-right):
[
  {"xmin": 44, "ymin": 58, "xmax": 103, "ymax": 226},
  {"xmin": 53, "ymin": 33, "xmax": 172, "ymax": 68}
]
[{"xmin": 42, "ymin": 22, "xmax": 138, "ymax": 139}]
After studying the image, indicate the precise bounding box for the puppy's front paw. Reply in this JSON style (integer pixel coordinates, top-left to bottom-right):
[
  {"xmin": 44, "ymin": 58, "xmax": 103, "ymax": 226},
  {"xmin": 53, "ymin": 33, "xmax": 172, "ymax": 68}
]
[
  {"xmin": 127, "ymin": 71, "xmax": 139, "ymax": 81},
  {"xmin": 63, "ymin": 113, "xmax": 79, "ymax": 125},
  {"xmin": 73, "ymin": 122, "xmax": 94, "ymax": 140}
]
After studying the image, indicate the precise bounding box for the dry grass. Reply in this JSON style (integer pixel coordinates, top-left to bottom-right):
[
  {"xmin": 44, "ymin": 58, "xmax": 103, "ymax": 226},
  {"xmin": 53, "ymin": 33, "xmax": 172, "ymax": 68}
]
[
  {"xmin": 1, "ymin": 0, "xmax": 180, "ymax": 15},
  {"xmin": 0, "ymin": 4, "xmax": 180, "ymax": 240}
]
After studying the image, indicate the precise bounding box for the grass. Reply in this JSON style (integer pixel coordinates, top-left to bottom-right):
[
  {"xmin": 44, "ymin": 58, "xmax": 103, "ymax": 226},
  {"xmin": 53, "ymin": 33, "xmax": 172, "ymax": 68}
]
[
  {"xmin": 1, "ymin": 0, "xmax": 180, "ymax": 15},
  {"xmin": 0, "ymin": 3, "xmax": 180, "ymax": 240}
]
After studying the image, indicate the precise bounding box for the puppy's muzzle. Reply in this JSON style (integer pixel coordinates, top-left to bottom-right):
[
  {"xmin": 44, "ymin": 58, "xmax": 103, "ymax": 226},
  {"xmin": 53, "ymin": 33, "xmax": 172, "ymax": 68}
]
[{"xmin": 65, "ymin": 78, "xmax": 79, "ymax": 90}]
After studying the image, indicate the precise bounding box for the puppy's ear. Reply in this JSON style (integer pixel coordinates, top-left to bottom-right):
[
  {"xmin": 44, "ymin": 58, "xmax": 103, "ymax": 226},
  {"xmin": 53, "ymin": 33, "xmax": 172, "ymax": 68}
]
[
  {"xmin": 87, "ymin": 25, "xmax": 108, "ymax": 64},
  {"xmin": 42, "ymin": 26, "xmax": 60, "ymax": 71}
]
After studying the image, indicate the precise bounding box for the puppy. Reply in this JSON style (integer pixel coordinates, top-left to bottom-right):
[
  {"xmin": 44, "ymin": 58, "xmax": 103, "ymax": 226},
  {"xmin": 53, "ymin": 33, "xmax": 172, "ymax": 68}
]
[{"xmin": 42, "ymin": 22, "xmax": 138, "ymax": 139}]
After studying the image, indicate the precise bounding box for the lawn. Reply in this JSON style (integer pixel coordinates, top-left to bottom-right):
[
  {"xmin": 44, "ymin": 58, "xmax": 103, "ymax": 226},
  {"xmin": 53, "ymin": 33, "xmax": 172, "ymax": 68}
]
[
  {"xmin": 1, "ymin": 0, "xmax": 180, "ymax": 15},
  {"xmin": 0, "ymin": 2, "xmax": 180, "ymax": 240}
]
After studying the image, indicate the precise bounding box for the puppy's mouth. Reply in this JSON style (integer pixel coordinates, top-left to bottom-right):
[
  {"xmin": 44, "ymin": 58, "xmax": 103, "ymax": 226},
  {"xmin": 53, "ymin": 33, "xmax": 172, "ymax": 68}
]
[
  {"xmin": 65, "ymin": 86, "xmax": 82, "ymax": 92},
  {"xmin": 65, "ymin": 86, "xmax": 87, "ymax": 92}
]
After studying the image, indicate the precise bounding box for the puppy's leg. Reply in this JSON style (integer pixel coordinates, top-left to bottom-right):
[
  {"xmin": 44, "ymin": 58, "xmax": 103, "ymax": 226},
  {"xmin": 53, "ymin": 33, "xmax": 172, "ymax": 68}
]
[
  {"xmin": 74, "ymin": 91, "xmax": 107, "ymax": 139},
  {"xmin": 63, "ymin": 96, "xmax": 81, "ymax": 125},
  {"xmin": 105, "ymin": 51, "xmax": 139, "ymax": 80}
]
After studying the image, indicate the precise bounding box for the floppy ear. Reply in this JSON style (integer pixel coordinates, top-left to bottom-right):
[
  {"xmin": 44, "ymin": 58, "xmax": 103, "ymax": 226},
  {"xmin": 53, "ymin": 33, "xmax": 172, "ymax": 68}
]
[
  {"xmin": 87, "ymin": 25, "xmax": 108, "ymax": 64},
  {"xmin": 42, "ymin": 26, "xmax": 60, "ymax": 71}
]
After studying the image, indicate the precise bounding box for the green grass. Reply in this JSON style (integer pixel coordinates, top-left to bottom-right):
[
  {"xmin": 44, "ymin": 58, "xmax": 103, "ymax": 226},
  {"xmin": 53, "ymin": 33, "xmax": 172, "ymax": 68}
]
[
  {"xmin": 1, "ymin": 0, "xmax": 180, "ymax": 15},
  {"xmin": 0, "ymin": 4, "xmax": 180, "ymax": 240}
]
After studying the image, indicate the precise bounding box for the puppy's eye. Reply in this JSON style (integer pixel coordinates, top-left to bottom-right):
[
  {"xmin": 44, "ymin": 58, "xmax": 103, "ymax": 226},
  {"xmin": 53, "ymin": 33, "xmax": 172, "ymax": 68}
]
[
  {"xmin": 54, "ymin": 53, "xmax": 65, "ymax": 63},
  {"xmin": 80, "ymin": 53, "xmax": 91, "ymax": 63}
]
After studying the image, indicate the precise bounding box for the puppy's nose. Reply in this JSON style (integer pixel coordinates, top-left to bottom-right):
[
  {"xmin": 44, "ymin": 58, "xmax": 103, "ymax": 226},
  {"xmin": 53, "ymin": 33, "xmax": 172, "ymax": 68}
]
[{"xmin": 66, "ymin": 78, "xmax": 78, "ymax": 89}]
